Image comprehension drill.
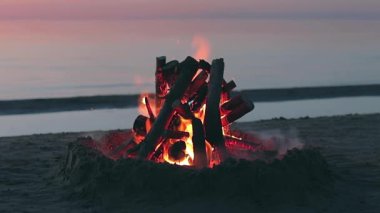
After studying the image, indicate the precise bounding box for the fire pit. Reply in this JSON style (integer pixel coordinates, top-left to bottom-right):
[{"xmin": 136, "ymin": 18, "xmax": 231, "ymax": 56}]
[
  {"xmin": 61, "ymin": 56, "xmax": 334, "ymax": 210},
  {"xmin": 82, "ymin": 56, "xmax": 271, "ymax": 168}
]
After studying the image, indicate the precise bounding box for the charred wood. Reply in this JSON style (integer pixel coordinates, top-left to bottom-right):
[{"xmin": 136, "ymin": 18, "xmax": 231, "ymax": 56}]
[
  {"xmin": 221, "ymin": 97, "xmax": 254, "ymax": 127},
  {"xmin": 192, "ymin": 118, "xmax": 208, "ymax": 168},
  {"xmin": 204, "ymin": 58, "xmax": 228, "ymax": 159},
  {"xmin": 138, "ymin": 56, "xmax": 199, "ymax": 159},
  {"xmin": 155, "ymin": 56, "xmax": 166, "ymax": 114}
]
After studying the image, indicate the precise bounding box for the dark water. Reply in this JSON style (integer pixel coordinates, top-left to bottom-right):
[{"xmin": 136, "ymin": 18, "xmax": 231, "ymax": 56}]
[{"xmin": 1, "ymin": 114, "xmax": 379, "ymax": 212}]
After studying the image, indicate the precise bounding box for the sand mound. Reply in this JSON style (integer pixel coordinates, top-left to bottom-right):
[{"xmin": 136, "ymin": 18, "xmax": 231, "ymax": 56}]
[{"xmin": 59, "ymin": 141, "xmax": 333, "ymax": 210}]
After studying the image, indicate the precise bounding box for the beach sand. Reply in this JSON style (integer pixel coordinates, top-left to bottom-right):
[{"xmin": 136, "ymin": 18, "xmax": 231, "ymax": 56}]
[{"xmin": 1, "ymin": 113, "xmax": 379, "ymax": 212}]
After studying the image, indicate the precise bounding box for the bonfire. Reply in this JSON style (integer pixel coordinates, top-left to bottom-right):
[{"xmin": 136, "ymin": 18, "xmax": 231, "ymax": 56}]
[{"xmin": 82, "ymin": 56, "xmax": 271, "ymax": 168}]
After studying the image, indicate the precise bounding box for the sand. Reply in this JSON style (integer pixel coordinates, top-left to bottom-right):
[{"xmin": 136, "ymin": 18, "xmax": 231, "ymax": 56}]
[{"xmin": 1, "ymin": 113, "xmax": 379, "ymax": 212}]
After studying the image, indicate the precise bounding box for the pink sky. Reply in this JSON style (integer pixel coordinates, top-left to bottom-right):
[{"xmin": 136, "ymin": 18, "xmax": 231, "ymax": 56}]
[{"xmin": 0, "ymin": 0, "xmax": 379, "ymax": 20}]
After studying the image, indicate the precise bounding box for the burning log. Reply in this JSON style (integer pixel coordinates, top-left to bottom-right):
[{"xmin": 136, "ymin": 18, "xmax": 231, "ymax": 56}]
[
  {"xmin": 221, "ymin": 97, "xmax": 254, "ymax": 127},
  {"xmin": 189, "ymin": 84, "xmax": 208, "ymax": 112},
  {"xmin": 164, "ymin": 130, "xmax": 190, "ymax": 139},
  {"xmin": 199, "ymin": 59, "xmax": 211, "ymax": 72},
  {"xmin": 133, "ymin": 115, "xmax": 149, "ymax": 137},
  {"xmin": 143, "ymin": 96, "xmax": 155, "ymax": 121},
  {"xmin": 172, "ymin": 100, "xmax": 208, "ymax": 168},
  {"xmin": 222, "ymin": 80, "xmax": 236, "ymax": 93},
  {"xmin": 133, "ymin": 115, "xmax": 189, "ymax": 139},
  {"xmin": 192, "ymin": 118, "xmax": 208, "ymax": 168},
  {"xmin": 221, "ymin": 95, "xmax": 245, "ymax": 114},
  {"xmin": 138, "ymin": 56, "xmax": 199, "ymax": 159},
  {"xmin": 184, "ymin": 70, "xmax": 208, "ymax": 100},
  {"xmin": 155, "ymin": 56, "xmax": 166, "ymax": 114},
  {"xmin": 168, "ymin": 140, "xmax": 187, "ymax": 162},
  {"xmin": 162, "ymin": 60, "xmax": 180, "ymax": 87},
  {"xmin": 204, "ymin": 58, "xmax": 228, "ymax": 160}
]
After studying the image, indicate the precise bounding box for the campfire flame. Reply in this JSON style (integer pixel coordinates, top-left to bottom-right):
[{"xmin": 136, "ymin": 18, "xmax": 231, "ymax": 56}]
[
  {"xmin": 133, "ymin": 56, "xmax": 254, "ymax": 168},
  {"xmin": 192, "ymin": 35, "xmax": 211, "ymax": 61},
  {"xmin": 136, "ymin": 68, "xmax": 234, "ymax": 167},
  {"xmin": 80, "ymin": 57, "xmax": 303, "ymax": 169}
]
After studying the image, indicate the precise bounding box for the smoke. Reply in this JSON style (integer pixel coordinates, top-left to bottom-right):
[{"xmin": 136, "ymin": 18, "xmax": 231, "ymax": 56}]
[
  {"xmin": 254, "ymin": 128, "xmax": 304, "ymax": 159},
  {"xmin": 228, "ymin": 128, "xmax": 304, "ymax": 162}
]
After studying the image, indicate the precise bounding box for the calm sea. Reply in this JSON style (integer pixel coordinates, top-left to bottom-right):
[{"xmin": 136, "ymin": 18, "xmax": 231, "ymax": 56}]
[{"xmin": 1, "ymin": 19, "xmax": 379, "ymax": 100}]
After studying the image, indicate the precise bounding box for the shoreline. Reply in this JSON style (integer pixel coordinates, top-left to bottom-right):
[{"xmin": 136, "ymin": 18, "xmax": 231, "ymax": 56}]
[{"xmin": 1, "ymin": 84, "xmax": 380, "ymax": 115}]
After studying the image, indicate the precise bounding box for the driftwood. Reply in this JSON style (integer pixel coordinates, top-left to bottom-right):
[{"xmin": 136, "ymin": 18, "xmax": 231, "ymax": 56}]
[
  {"xmin": 138, "ymin": 56, "xmax": 199, "ymax": 159},
  {"xmin": 204, "ymin": 58, "xmax": 228, "ymax": 160}
]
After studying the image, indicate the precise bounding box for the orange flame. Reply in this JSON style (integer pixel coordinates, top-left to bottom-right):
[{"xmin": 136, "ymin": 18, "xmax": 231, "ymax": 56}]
[
  {"xmin": 162, "ymin": 104, "xmax": 213, "ymax": 166},
  {"xmin": 138, "ymin": 93, "xmax": 149, "ymax": 117},
  {"xmin": 192, "ymin": 35, "xmax": 211, "ymax": 61},
  {"xmin": 137, "ymin": 93, "xmax": 156, "ymax": 118}
]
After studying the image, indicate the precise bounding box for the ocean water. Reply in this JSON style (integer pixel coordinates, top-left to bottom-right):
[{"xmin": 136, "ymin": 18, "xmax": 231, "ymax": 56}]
[
  {"xmin": 1, "ymin": 96, "xmax": 379, "ymax": 137},
  {"xmin": 0, "ymin": 19, "xmax": 379, "ymax": 100}
]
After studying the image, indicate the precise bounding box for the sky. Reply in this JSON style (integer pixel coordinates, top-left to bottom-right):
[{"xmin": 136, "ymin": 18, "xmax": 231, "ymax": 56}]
[
  {"xmin": 0, "ymin": 0, "xmax": 379, "ymax": 20},
  {"xmin": 0, "ymin": 0, "xmax": 379, "ymax": 100}
]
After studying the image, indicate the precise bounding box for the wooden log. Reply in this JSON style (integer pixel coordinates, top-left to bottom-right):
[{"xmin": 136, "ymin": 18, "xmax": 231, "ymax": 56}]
[
  {"xmin": 204, "ymin": 58, "xmax": 228, "ymax": 160},
  {"xmin": 164, "ymin": 130, "xmax": 190, "ymax": 139},
  {"xmin": 188, "ymin": 84, "xmax": 208, "ymax": 112},
  {"xmin": 133, "ymin": 115, "xmax": 189, "ymax": 139},
  {"xmin": 144, "ymin": 96, "xmax": 155, "ymax": 121},
  {"xmin": 221, "ymin": 81, "xmax": 235, "ymax": 136},
  {"xmin": 199, "ymin": 59, "xmax": 211, "ymax": 72},
  {"xmin": 133, "ymin": 115, "xmax": 148, "ymax": 136},
  {"xmin": 162, "ymin": 60, "xmax": 179, "ymax": 87},
  {"xmin": 199, "ymin": 59, "xmax": 228, "ymax": 86},
  {"xmin": 172, "ymin": 99, "xmax": 192, "ymax": 119},
  {"xmin": 150, "ymin": 145, "xmax": 163, "ymax": 161},
  {"xmin": 221, "ymin": 97, "xmax": 254, "ymax": 126},
  {"xmin": 222, "ymin": 80, "xmax": 236, "ymax": 93},
  {"xmin": 220, "ymin": 95, "xmax": 244, "ymax": 114},
  {"xmin": 138, "ymin": 56, "xmax": 199, "ymax": 159},
  {"xmin": 184, "ymin": 70, "xmax": 208, "ymax": 100},
  {"xmin": 168, "ymin": 140, "xmax": 187, "ymax": 162},
  {"xmin": 192, "ymin": 118, "xmax": 208, "ymax": 168},
  {"xmin": 155, "ymin": 56, "xmax": 166, "ymax": 114}
]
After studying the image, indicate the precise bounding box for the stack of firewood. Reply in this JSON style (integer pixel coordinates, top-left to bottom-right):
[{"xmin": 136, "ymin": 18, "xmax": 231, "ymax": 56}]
[{"xmin": 129, "ymin": 56, "xmax": 254, "ymax": 168}]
